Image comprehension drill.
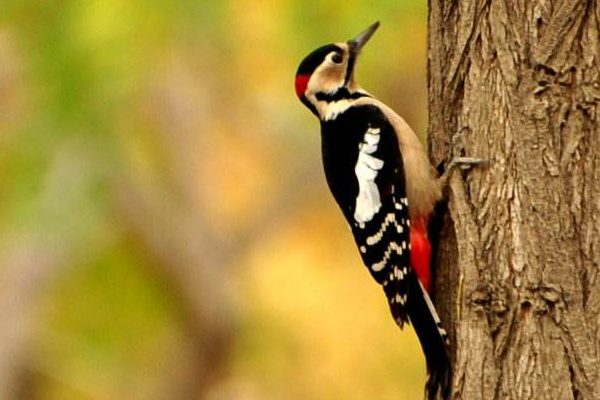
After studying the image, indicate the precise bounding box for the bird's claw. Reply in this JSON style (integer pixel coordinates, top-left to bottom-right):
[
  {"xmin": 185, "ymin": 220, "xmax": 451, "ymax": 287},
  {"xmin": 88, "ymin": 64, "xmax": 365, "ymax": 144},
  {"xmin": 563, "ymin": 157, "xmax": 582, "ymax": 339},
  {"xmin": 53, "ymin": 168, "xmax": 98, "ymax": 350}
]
[
  {"xmin": 438, "ymin": 156, "xmax": 490, "ymax": 192},
  {"xmin": 450, "ymin": 157, "xmax": 491, "ymax": 171}
]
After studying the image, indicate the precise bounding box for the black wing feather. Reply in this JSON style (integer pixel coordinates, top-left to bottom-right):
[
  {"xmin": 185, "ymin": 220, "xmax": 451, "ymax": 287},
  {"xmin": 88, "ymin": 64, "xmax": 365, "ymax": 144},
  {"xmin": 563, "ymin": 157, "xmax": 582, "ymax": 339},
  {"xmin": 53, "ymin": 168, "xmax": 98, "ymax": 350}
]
[
  {"xmin": 321, "ymin": 104, "xmax": 451, "ymax": 399},
  {"xmin": 321, "ymin": 104, "xmax": 412, "ymax": 326}
]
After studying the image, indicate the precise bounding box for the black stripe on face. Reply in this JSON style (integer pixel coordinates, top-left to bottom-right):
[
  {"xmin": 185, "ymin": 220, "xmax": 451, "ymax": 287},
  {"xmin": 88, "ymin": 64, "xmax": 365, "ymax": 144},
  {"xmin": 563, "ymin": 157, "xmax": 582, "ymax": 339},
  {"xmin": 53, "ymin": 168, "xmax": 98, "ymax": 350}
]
[
  {"xmin": 296, "ymin": 44, "xmax": 343, "ymax": 76},
  {"xmin": 315, "ymin": 89, "xmax": 369, "ymax": 102}
]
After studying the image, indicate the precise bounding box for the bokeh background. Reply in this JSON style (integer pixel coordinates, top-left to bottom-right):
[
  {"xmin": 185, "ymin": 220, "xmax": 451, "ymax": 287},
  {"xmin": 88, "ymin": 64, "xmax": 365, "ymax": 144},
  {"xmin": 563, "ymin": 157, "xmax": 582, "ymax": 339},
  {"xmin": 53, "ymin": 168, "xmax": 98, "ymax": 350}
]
[{"xmin": 0, "ymin": 1, "xmax": 429, "ymax": 399}]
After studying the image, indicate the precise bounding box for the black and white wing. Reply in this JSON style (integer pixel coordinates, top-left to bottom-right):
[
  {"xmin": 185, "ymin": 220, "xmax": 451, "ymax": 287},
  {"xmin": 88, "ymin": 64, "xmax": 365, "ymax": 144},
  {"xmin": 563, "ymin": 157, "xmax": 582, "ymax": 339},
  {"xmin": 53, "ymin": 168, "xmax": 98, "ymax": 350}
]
[
  {"xmin": 321, "ymin": 103, "xmax": 451, "ymax": 399},
  {"xmin": 320, "ymin": 104, "xmax": 412, "ymax": 326}
]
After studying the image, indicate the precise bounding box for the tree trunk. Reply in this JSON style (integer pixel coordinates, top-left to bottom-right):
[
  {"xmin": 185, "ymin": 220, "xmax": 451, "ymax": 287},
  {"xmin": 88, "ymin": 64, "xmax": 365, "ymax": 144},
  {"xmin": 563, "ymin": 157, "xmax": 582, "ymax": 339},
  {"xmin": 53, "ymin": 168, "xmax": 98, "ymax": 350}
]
[{"xmin": 427, "ymin": 1, "xmax": 600, "ymax": 399}]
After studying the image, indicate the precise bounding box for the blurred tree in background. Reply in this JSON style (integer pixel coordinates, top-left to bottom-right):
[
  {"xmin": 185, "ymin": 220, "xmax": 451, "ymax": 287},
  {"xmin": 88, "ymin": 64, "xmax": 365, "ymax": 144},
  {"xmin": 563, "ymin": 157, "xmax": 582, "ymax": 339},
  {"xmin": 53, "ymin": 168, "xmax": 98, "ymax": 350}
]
[{"xmin": 0, "ymin": 1, "xmax": 429, "ymax": 399}]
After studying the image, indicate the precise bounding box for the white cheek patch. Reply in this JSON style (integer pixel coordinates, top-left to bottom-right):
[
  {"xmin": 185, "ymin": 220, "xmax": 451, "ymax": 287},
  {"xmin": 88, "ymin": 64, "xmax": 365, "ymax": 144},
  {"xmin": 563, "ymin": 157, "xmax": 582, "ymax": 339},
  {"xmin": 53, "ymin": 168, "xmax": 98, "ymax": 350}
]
[{"xmin": 354, "ymin": 127, "xmax": 384, "ymax": 226}]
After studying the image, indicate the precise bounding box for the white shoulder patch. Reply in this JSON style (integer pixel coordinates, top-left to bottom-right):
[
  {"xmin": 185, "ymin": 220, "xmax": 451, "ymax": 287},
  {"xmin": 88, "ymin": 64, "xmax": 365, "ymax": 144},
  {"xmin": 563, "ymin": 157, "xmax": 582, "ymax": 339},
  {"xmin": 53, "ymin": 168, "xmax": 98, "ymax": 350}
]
[
  {"xmin": 354, "ymin": 127, "xmax": 384, "ymax": 226},
  {"xmin": 323, "ymin": 99, "xmax": 353, "ymax": 121}
]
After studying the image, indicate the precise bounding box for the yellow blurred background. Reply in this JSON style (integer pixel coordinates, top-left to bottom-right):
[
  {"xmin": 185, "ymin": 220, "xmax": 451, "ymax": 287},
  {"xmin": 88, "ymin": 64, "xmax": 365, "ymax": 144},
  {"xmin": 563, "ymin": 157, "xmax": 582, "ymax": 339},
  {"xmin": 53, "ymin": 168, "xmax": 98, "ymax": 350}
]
[{"xmin": 0, "ymin": 1, "xmax": 429, "ymax": 399}]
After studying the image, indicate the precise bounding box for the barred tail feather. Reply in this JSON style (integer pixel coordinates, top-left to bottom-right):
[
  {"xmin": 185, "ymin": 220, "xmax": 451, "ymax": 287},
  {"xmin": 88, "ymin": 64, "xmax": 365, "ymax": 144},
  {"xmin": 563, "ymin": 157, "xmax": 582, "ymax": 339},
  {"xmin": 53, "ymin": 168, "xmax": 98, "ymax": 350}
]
[{"xmin": 406, "ymin": 273, "xmax": 451, "ymax": 400}]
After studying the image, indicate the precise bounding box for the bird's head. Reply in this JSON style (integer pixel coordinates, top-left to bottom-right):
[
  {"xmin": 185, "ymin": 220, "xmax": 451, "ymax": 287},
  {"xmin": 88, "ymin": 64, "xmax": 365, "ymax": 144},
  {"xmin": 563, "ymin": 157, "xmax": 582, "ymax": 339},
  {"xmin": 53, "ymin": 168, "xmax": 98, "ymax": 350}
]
[{"xmin": 294, "ymin": 21, "xmax": 380, "ymax": 116}]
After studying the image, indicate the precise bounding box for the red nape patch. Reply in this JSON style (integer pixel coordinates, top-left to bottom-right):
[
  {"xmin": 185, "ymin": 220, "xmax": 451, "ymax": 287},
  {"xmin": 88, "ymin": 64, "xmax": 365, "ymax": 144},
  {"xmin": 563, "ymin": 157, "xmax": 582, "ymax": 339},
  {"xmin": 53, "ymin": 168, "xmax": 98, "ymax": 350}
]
[
  {"xmin": 410, "ymin": 217, "xmax": 432, "ymax": 293},
  {"xmin": 295, "ymin": 73, "xmax": 310, "ymax": 98}
]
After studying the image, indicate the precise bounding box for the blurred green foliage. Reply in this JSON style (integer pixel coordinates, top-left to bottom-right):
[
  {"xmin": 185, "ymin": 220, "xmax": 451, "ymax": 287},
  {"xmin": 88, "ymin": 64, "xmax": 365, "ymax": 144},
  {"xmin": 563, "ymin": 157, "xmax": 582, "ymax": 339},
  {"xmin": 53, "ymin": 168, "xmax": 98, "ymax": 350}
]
[{"xmin": 0, "ymin": 0, "xmax": 428, "ymax": 399}]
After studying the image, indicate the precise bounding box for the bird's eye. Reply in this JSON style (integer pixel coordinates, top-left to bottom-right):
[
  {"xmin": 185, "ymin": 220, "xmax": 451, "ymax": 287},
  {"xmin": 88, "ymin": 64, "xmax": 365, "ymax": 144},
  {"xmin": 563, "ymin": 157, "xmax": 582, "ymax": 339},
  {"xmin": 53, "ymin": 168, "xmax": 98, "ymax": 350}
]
[{"xmin": 331, "ymin": 53, "xmax": 343, "ymax": 64}]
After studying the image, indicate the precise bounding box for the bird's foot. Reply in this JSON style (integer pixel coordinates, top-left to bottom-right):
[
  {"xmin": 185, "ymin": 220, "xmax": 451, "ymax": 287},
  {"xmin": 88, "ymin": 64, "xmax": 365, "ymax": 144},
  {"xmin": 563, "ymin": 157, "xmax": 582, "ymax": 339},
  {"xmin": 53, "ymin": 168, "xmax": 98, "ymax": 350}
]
[
  {"xmin": 447, "ymin": 156, "xmax": 490, "ymax": 171},
  {"xmin": 438, "ymin": 157, "xmax": 490, "ymax": 191}
]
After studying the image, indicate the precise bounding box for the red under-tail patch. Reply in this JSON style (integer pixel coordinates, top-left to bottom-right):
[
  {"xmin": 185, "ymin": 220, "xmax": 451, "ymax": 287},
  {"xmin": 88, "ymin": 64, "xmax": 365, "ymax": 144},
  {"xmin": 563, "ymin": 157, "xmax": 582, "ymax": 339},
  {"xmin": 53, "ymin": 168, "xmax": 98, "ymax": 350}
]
[
  {"xmin": 410, "ymin": 217, "xmax": 432, "ymax": 293},
  {"xmin": 295, "ymin": 73, "xmax": 310, "ymax": 98}
]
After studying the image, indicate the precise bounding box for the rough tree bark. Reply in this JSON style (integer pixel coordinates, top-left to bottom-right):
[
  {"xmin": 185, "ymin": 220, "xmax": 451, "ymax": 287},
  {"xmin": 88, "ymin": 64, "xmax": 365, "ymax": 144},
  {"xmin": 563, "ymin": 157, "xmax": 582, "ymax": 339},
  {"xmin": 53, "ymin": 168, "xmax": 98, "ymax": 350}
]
[{"xmin": 427, "ymin": 1, "xmax": 600, "ymax": 399}]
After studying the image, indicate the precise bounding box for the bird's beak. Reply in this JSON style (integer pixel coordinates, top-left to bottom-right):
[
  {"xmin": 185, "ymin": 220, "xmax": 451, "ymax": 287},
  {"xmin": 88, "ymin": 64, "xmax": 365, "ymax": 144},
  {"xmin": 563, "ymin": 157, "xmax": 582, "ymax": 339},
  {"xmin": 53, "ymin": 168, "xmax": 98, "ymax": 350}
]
[{"xmin": 348, "ymin": 21, "xmax": 380, "ymax": 54}]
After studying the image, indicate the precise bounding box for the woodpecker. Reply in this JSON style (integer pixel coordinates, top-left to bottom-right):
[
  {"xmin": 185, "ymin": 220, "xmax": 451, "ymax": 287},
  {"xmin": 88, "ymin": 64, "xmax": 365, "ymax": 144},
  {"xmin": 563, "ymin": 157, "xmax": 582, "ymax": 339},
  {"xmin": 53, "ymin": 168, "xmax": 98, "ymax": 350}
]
[{"xmin": 294, "ymin": 21, "xmax": 465, "ymax": 399}]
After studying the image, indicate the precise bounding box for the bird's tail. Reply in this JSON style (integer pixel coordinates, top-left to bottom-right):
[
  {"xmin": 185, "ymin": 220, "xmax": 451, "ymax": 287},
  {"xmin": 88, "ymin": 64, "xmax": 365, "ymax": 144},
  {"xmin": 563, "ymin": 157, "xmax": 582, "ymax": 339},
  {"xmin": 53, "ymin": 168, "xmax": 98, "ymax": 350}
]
[{"xmin": 406, "ymin": 273, "xmax": 451, "ymax": 400}]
